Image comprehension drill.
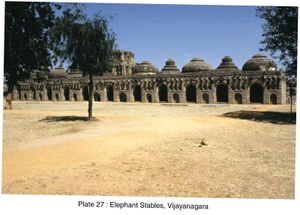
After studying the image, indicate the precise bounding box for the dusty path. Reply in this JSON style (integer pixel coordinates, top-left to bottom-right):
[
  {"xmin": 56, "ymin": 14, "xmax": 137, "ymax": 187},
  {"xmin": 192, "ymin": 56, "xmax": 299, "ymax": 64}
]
[{"xmin": 2, "ymin": 102, "xmax": 295, "ymax": 198}]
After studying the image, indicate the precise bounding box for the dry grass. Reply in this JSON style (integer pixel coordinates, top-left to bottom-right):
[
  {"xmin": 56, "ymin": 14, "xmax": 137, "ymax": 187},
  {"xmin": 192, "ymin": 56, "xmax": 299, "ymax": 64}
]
[{"xmin": 2, "ymin": 101, "xmax": 296, "ymax": 198}]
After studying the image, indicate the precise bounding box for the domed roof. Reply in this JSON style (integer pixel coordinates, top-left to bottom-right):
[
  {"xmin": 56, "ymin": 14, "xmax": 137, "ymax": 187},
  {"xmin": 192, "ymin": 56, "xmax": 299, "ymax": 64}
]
[
  {"xmin": 132, "ymin": 61, "xmax": 159, "ymax": 75},
  {"xmin": 182, "ymin": 57, "xmax": 213, "ymax": 73},
  {"xmin": 216, "ymin": 56, "xmax": 239, "ymax": 71},
  {"xmin": 48, "ymin": 67, "xmax": 69, "ymax": 79},
  {"xmin": 161, "ymin": 59, "xmax": 180, "ymax": 74},
  {"xmin": 242, "ymin": 54, "xmax": 277, "ymax": 71}
]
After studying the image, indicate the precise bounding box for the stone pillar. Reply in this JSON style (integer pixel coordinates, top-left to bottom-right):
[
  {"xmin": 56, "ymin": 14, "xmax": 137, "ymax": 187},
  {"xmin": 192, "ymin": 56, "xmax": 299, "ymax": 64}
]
[
  {"xmin": 167, "ymin": 90, "xmax": 172, "ymax": 103},
  {"xmin": 242, "ymin": 90, "xmax": 248, "ymax": 104},
  {"xmin": 279, "ymin": 78, "xmax": 287, "ymax": 104},
  {"xmin": 153, "ymin": 86, "xmax": 159, "ymax": 102},
  {"xmin": 228, "ymin": 89, "xmax": 234, "ymax": 104},
  {"xmin": 180, "ymin": 89, "xmax": 186, "ymax": 103},
  {"xmin": 114, "ymin": 90, "xmax": 120, "ymax": 102},
  {"xmin": 209, "ymin": 85, "xmax": 216, "ymax": 103},
  {"xmin": 196, "ymin": 89, "xmax": 201, "ymax": 103},
  {"xmin": 141, "ymin": 90, "xmax": 147, "ymax": 102},
  {"xmin": 263, "ymin": 89, "xmax": 269, "ymax": 104}
]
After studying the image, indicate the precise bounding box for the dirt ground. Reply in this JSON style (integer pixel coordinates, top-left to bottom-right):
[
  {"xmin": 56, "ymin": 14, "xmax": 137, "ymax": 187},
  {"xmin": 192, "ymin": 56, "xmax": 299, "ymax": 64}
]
[{"xmin": 1, "ymin": 101, "xmax": 296, "ymax": 198}]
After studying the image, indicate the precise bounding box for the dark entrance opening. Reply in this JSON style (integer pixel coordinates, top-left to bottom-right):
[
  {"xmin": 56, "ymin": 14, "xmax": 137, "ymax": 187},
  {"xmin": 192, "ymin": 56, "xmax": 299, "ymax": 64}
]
[
  {"xmin": 235, "ymin": 93, "xmax": 242, "ymax": 104},
  {"xmin": 83, "ymin": 86, "xmax": 89, "ymax": 101},
  {"xmin": 119, "ymin": 93, "xmax": 127, "ymax": 102},
  {"xmin": 146, "ymin": 94, "xmax": 152, "ymax": 102},
  {"xmin": 94, "ymin": 93, "xmax": 101, "ymax": 101},
  {"xmin": 24, "ymin": 94, "xmax": 28, "ymax": 101},
  {"xmin": 39, "ymin": 94, "xmax": 43, "ymax": 101},
  {"xmin": 217, "ymin": 84, "xmax": 228, "ymax": 103},
  {"xmin": 270, "ymin": 94, "xmax": 277, "ymax": 104},
  {"xmin": 159, "ymin": 85, "xmax": 168, "ymax": 102},
  {"xmin": 173, "ymin": 93, "xmax": 179, "ymax": 103},
  {"xmin": 73, "ymin": 94, "xmax": 77, "ymax": 101},
  {"xmin": 107, "ymin": 86, "xmax": 114, "ymax": 101},
  {"xmin": 250, "ymin": 84, "xmax": 264, "ymax": 103},
  {"xmin": 55, "ymin": 94, "xmax": 59, "ymax": 101},
  {"xmin": 133, "ymin": 85, "xmax": 142, "ymax": 102},
  {"xmin": 47, "ymin": 87, "xmax": 52, "ymax": 101},
  {"xmin": 202, "ymin": 93, "xmax": 209, "ymax": 103},
  {"xmin": 186, "ymin": 85, "xmax": 196, "ymax": 102},
  {"xmin": 64, "ymin": 87, "xmax": 70, "ymax": 101},
  {"xmin": 33, "ymin": 91, "xmax": 36, "ymax": 100}
]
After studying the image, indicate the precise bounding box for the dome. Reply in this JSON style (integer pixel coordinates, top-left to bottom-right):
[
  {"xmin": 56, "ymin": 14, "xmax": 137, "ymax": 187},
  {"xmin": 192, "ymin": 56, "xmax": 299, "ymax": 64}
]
[
  {"xmin": 242, "ymin": 54, "xmax": 277, "ymax": 71},
  {"xmin": 216, "ymin": 56, "xmax": 239, "ymax": 71},
  {"xmin": 182, "ymin": 57, "xmax": 213, "ymax": 73},
  {"xmin": 161, "ymin": 59, "xmax": 180, "ymax": 74},
  {"xmin": 132, "ymin": 61, "xmax": 159, "ymax": 75},
  {"xmin": 48, "ymin": 67, "xmax": 69, "ymax": 79}
]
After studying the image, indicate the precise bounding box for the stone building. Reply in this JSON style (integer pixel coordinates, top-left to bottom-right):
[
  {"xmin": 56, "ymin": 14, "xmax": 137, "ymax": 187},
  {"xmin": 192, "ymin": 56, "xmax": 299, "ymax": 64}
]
[{"xmin": 11, "ymin": 51, "xmax": 288, "ymax": 105}]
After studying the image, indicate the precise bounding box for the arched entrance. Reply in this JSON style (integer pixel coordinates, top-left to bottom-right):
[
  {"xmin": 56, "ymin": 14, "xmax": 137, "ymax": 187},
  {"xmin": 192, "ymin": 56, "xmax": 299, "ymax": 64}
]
[
  {"xmin": 47, "ymin": 87, "xmax": 52, "ymax": 101},
  {"xmin": 270, "ymin": 93, "xmax": 277, "ymax": 104},
  {"xmin": 173, "ymin": 93, "xmax": 179, "ymax": 103},
  {"xmin": 82, "ymin": 86, "xmax": 89, "ymax": 101},
  {"xmin": 64, "ymin": 87, "xmax": 70, "ymax": 101},
  {"xmin": 146, "ymin": 94, "xmax": 152, "ymax": 102},
  {"xmin": 107, "ymin": 86, "xmax": 114, "ymax": 101},
  {"xmin": 159, "ymin": 84, "xmax": 168, "ymax": 102},
  {"xmin": 39, "ymin": 94, "xmax": 43, "ymax": 101},
  {"xmin": 235, "ymin": 93, "xmax": 242, "ymax": 104},
  {"xmin": 186, "ymin": 84, "xmax": 196, "ymax": 102},
  {"xmin": 55, "ymin": 94, "xmax": 59, "ymax": 101},
  {"xmin": 217, "ymin": 84, "xmax": 228, "ymax": 103},
  {"xmin": 133, "ymin": 85, "xmax": 142, "ymax": 102},
  {"xmin": 94, "ymin": 93, "xmax": 101, "ymax": 101},
  {"xmin": 250, "ymin": 84, "xmax": 264, "ymax": 103},
  {"xmin": 24, "ymin": 94, "xmax": 28, "ymax": 101},
  {"xmin": 202, "ymin": 93, "xmax": 209, "ymax": 103},
  {"xmin": 119, "ymin": 93, "xmax": 127, "ymax": 102}
]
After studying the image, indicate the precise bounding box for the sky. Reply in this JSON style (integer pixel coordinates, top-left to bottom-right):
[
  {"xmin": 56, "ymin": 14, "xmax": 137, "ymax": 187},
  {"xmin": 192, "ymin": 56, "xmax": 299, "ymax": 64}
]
[{"xmin": 63, "ymin": 3, "xmax": 270, "ymax": 70}]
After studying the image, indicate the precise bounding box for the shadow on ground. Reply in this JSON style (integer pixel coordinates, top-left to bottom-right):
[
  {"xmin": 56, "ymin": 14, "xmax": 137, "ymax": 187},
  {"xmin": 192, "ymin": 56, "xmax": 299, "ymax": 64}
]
[
  {"xmin": 223, "ymin": 111, "xmax": 296, "ymax": 125},
  {"xmin": 39, "ymin": 116, "xmax": 90, "ymax": 122}
]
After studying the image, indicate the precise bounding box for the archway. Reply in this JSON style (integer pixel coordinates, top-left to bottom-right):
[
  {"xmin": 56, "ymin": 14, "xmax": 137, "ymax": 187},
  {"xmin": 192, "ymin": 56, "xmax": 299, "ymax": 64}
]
[
  {"xmin": 235, "ymin": 93, "xmax": 242, "ymax": 104},
  {"xmin": 186, "ymin": 84, "xmax": 196, "ymax": 102},
  {"xmin": 202, "ymin": 93, "xmax": 209, "ymax": 103},
  {"xmin": 47, "ymin": 87, "xmax": 52, "ymax": 101},
  {"xmin": 173, "ymin": 93, "xmax": 179, "ymax": 103},
  {"xmin": 146, "ymin": 94, "xmax": 152, "ymax": 102},
  {"xmin": 94, "ymin": 93, "xmax": 101, "ymax": 101},
  {"xmin": 55, "ymin": 94, "xmax": 59, "ymax": 101},
  {"xmin": 133, "ymin": 85, "xmax": 142, "ymax": 102},
  {"xmin": 107, "ymin": 86, "xmax": 114, "ymax": 101},
  {"xmin": 270, "ymin": 94, "xmax": 277, "ymax": 104},
  {"xmin": 82, "ymin": 86, "xmax": 89, "ymax": 101},
  {"xmin": 39, "ymin": 94, "xmax": 43, "ymax": 101},
  {"xmin": 119, "ymin": 93, "xmax": 127, "ymax": 102},
  {"xmin": 217, "ymin": 84, "xmax": 228, "ymax": 103},
  {"xmin": 250, "ymin": 84, "xmax": 264, "ymax": 103},
  {"xmin": 64, "ymin": 87, "xmax": 70, "ymax": 101},
  {"xmin": 159, "ymin": 84, "xmax": 168, "ymax": 102},
  {"xmin": 24, "ymin": 94, "xmax": 28, "ymax": 101}
]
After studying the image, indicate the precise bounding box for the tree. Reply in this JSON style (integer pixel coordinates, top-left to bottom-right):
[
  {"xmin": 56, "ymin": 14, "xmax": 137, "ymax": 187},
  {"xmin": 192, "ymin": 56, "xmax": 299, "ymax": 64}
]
[
  {"xmin": 4, "ymin": 2, "xmax": 58, "ymax": 104},
  {"xmin": 256, "ymin": 7, "xmax": 298, "ymax": 77},
  {"xmin": 51, "ymin": 8, "xmax": 115, "ymax": 120}
]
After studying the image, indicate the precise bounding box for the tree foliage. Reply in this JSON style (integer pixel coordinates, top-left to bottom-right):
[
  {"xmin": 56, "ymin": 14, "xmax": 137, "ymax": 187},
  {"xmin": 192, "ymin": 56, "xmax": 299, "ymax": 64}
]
[
  {"xmin": 51, "ymin": 7, "xmax": 116, "ymax": 119},
  {"xmin": 4, "ymin": 2, "xmax": 58, "ymax": 92},
  {"xmin": 256, "ymin": 6, "xmax": 298, "ymax": 77}
]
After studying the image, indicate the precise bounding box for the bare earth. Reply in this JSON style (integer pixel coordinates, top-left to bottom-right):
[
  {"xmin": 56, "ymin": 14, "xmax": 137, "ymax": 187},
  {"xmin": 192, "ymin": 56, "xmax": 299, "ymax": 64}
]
[{"xmin": 2, "ymin": 101, "xmax": 295, "ymax": 198}]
